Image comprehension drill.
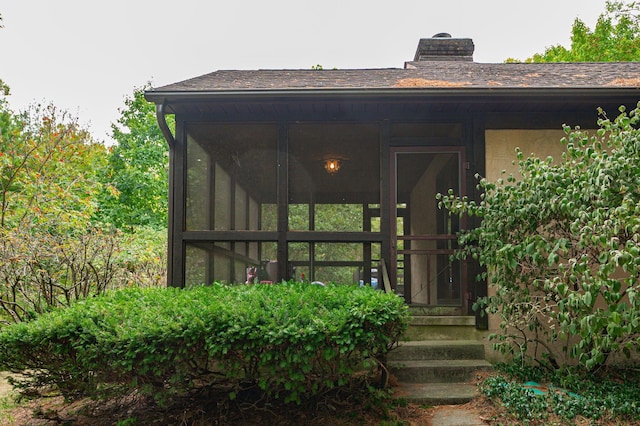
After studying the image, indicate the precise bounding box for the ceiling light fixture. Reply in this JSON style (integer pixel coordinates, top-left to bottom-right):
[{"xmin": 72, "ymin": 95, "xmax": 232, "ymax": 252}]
[{"xmin": 324, "ymin": 158, "xmax": 341, "ymax": 174}]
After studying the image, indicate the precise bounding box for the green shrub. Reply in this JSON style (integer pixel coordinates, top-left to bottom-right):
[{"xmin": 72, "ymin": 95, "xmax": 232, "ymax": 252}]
[
  {"xmin": 0, "ymin": 283, "xmax": 408, "ymax": 405},
  {"xmin": 439, "ymin": 102, "xmax": 640, "ymax": 371},
  {"xmin": 115, "ymin": 226, "xmax": 167, "ymax": 288},
  {"xmin": 0, "ymin": 225, "xmax": 121, "ymax": 323}
]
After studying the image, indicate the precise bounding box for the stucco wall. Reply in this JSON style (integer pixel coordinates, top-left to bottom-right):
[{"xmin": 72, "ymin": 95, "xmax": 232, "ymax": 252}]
[
  {"xmin": 485, "ymin": 129, "xmax": 568, "ymax": 183},
  {"xmin": 483, "ymin": 129, "xmax": 569, "ymax": 361}
]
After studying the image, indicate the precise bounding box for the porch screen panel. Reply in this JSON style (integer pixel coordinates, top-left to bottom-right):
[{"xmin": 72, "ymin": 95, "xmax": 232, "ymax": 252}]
[
  {"xmin": 184, "ymin": 241, "xmax": 278, "ymax": 286},
  {"xmin": 312, "ymin": 242, "xmax": 366, "ymax": 284},
  {"xmin": 213, "ymin": 243, "xmax": 232, "ymax": 283},
  {"xmin": 289, "ymin": 204, "xmax": 309, "ymax": 231},
  {"xmin": 185, "ymin": 124, "xmax": 278, "ymax": 231},
  {"xmin": 184, "ymin": 123, "xmax": 278, "ymax": 285},
  {"xmin": 249, "ymin": 198, "xmax": 259, "ymax": 230},
  {"xmin": 186, "ymin": 134, "xmax": 209, "ymax": 230},
  {"xmin": 287, "ymin": 123, "xmax": 380, "ymax": 285},
  {"xmin": 248, "ymin": 198, "xmax": 260, "ymax": 260},
  {"xmin": 185, "ymin": 244, "xmax": 207, "ymax": 287},
  {"xmin": 315, "ymin": 204, "xmax": 363, "ymax": 232},
  {"xmin": 235, "ymin": 186, "xmax": 247, "ymax": 230},
  {"xmin": 261, "ymin": 204, "xmax": 277, "ymax": 232},
  {"xmin": 214, "ymin": 166, "xmax": 231, "ymax": 230},
  {"xmin": 288, "ymin": 123, "xmax": 380, "ymax": 208}
]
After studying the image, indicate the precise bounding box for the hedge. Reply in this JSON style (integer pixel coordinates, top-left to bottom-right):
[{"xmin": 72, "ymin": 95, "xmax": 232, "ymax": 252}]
[{"xmin": 0, "ymin": 282, "xmax": 409, "ymax": 404}]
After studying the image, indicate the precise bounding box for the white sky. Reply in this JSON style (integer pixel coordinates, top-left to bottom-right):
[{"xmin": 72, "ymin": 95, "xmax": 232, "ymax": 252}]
[{"xmin": 0, "ymin": 0, "xmax": 607, "ymax": 145}]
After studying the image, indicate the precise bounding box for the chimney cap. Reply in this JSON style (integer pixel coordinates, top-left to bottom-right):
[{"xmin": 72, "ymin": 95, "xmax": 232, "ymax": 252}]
[{"xmin": 413, "ymin": 35, "xmax": 474, "ymax": 62}]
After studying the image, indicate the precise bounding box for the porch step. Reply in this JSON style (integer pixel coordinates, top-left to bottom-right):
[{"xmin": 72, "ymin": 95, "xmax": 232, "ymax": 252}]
[
  {"xmin": 389, "ymin": 339, "xmax": 491, "ymax": 405},
  {"xmin": 389, "ymin": 359, "xmax": 492, "ymax": 383},
  {"xmin": 392, "ymin": 382, "xmax": 479, "ymax": 406},
  {"xmin": 403, "ymin": 315, "xmax": 480, "ymax": 341},
  {"xmin": 388, "ymin": 340, "xmax": 485, "ymax": 361}
]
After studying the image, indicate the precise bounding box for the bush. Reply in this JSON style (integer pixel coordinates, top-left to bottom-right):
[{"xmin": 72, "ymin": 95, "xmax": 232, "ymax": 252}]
[
  {"xmin": 0, "ymin": 283, "xmax": 408, "ymax": 405},
  {"xmin": 0, "ymin": 225, "xmax": 120, "ymax": 323},
  {"xmin": 0, "ymin": 224, "xmax": 167, "ymax": 324},
  {"xmin": 439, "ymin": 102, "xmax": 640, "ymax": 371},
  {"xmin": 115, "ymin": 226, "xmax": 167, "ymax": 288}
]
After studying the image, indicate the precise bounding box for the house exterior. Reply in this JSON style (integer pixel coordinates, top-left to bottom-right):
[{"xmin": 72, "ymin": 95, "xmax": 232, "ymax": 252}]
[{"xmin": 145, "ymin": 35, "xmax": 640, "ymax": 325}]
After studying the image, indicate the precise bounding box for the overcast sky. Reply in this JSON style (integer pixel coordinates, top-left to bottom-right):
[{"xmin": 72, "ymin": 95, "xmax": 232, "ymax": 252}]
[{"xmin": 1, "ymin": 0, "xmax": 608, "ymax": 144}]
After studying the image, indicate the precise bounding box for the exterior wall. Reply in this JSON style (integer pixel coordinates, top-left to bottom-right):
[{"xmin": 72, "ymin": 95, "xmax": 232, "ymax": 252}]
[
  {"xmin": 483, "ymin": 129, "xmax": 583, "ymax": 362},
  {"xmin": 483, "ymin": 129, "xmax": 567, "ymax": 360},
  {"xmin": 485, "ymin": 129, "xmax": 568, "ymax": 182}
]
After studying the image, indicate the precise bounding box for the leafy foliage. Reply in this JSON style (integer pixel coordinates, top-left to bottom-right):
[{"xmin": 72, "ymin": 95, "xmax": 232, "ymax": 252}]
[
  {"xmin": 480, "ymin": 363, "xmax": 640, "ymax": 423},
  {"xmin": 0, "ymin": 83, "xmax": 169, "ymax": 325},
  {"xmin": 95, "ymin": 85, "xmax": 172, "ymax": 231},
  {"xmin": 439, "ymin": 102, "xmax": 640, "ymax": 371},
  {"xmin": 0, "ymin": 226, "xmax": 121, "ymax": 323},
  {"xmin": 516, "ymin": 1, "xmax": 640, "ymax": 62},
  {"xmin": 0, "ymin": 79, "xmax": 8, "ymax": 97},
  {"xmin": 115, "ymin": 226, "xmax": 167, "ymax": 287},
  {"xmin": 0, "ymin": 100, "xmax": 124, "ymax": 322},
  {"xmin": 0, "ymin": 283, "xmax": 408, "ymax": 405},
  {"xmin": 0, "ymin": 102, "xmax": 105, "ymax": 230}
]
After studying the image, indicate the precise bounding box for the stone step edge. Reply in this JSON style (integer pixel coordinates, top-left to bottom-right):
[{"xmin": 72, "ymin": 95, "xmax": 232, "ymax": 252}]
[
  {"xmin": 392, "ymin": 382, "xmax": 479, "ymax": 406},
  {"xmin": 394, "ymin": 339, "xmax": 484, "ymax": 347},
  {"xmin": 388, "ymin": 359, "xmax": 493, "ymax": 369},
  {"xmin": 388, "ymin": 340, "xmax": 486, "ymax": 361},
  {"xmin": 409, "ymin": 315, "xmax": 476, "ymax": 326}
]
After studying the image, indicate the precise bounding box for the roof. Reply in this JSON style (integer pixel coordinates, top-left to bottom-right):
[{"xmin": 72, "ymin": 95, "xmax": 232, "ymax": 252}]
[{"xmin": 148, "ymin": 62, "xmax": 640, "ymax": 96}]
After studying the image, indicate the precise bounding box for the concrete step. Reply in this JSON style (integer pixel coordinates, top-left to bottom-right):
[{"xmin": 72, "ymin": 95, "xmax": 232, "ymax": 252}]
[
  {"xmin": 404, "ymin": 315, "xmax": 480, "ymax": 341},
  {"xmin": 388, "ymin": 340, "xmax": 485, "ymax": 361},
  {"xmin": 408, "ymin": 306, "xmax": 463, "ymax": 316},
  {"xmin": 388, "ymin": 359, "xmax": 492, "ymax": 383},
  {"xmin": 410, "ymin": 316, "xmax": 475, "ymax": 326},
  {"xmin": 392, "ymin": 382, "xmax": 479, "ymax": 405}
]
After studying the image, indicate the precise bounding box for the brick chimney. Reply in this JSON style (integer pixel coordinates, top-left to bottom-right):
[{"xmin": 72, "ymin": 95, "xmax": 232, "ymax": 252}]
[{"xmin": 412, "ymin": 33, "xmax": 474, "ymax": 62}]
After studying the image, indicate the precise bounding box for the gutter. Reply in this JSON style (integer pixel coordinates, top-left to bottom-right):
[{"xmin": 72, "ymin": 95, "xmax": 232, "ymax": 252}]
[
  {"xmin": 145, "ymin": 86, "xmax": 640, "ymax": 104},
  {"xmin": 155, "ymin": 100, "xmax": 175, "ymax": 149}
]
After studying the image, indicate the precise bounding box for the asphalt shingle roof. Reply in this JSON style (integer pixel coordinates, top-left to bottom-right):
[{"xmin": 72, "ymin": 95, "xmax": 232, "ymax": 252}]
[{"xmin": 152, "ymin": 61, "xmax": 640, "ymax": 93}]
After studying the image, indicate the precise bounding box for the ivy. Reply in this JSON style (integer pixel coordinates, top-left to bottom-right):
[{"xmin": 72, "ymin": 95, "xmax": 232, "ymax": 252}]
[{"xmin": 481, "ymin": 363, "xmax": 640, "ymax": 423}]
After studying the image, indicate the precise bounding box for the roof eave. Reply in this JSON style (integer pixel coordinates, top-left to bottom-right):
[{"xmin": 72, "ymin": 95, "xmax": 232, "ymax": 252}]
[{"xmin": 146, "ymin": 86, "xmax": 639, "ymax": 102}]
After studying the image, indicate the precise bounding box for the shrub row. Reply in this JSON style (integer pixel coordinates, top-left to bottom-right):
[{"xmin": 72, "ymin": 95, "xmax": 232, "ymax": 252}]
[{"xmin": 0, "ymin": 283, "xmax": 408, "ymax": 404}]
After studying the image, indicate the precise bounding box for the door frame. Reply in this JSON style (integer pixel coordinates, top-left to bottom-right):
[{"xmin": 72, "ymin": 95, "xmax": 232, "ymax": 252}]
[{"xmin": 389, "ymin": 146, "xmax": 468, "ymax": 308}]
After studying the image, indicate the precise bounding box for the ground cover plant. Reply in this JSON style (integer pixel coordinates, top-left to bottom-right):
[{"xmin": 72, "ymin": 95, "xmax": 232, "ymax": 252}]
[
  {"xmin": 0, "ymin": 283, "xmax": 408, "ymax": 423},
  {"xmin": 479, "ymin": 362, "xmax": 640, "ymax": 424},
  {"xmin": 439, "ymin": 102, "xmax": 640, "ymax": 371}
]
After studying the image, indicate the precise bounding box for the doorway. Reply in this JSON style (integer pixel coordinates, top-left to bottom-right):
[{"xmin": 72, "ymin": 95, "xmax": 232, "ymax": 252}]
[{"xmin": 390, "ymin": 147, "xmax": 467, "ymax": 310}]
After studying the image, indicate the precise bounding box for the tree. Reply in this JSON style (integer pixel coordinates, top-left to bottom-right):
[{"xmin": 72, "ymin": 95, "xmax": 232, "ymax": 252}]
[
  {"xmin": 515, "ymin": 1, "xmax": 640, "ymax": 62},
  {"xmin": 0, "ymin": 101, "xmax": 105, "ymax": 230},
  {"xmin": 94, "ymin": 85, "xmax": 172, "ymax": 231},
  {"xmin": 439, "ymin": 102, "xmax": 640, "ymax": 371},
  {"xmin": 0, "ymin": 16, "xmax": 7, "ymax": 97},
  {"xmin": 0, "ymin": 80, "xmax": 8, "ymax": 97},
  {"xmin": 0, "ymin": 99, "xmax": 121, "ymax": 322}
]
